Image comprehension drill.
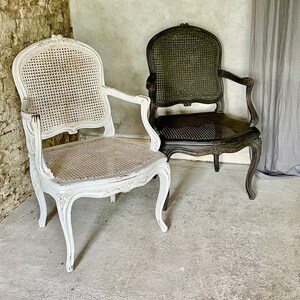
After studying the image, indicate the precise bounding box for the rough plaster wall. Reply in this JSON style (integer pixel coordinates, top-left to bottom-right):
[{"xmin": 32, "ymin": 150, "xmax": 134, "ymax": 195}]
[
  {"xmin": 0, "ymin": 0, "xmax": 72, "ymax": 220},
  {"xmin": 70, "ymin": 0, "xmax": 253, "ymax": 163}
]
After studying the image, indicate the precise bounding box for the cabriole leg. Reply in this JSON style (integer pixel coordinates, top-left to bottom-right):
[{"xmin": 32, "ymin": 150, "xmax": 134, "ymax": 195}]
[
  {"xmin": 161, "ymin": 150, "xmax": 172, "ymax": 210},
  {"xmin": 56, "ymin": 194, "xmax": 75, "ymax": 272},
  {"xmin": 30, "ymin": 165, "xmax": 47, "ymax": 227},
  {"xmin": 246, "ymin": 138, "xmax": 262, "ymax": 200},
  {"xmin": 214, "ymin": 154, "xmax": 220, "ymax": 172},
  {"xmin": 110, "ymin": 195, "xmax": 116, "ymax": 203},
  {"xmin": 163, "ymin": 190, "xmax": 170, "ymax": 211},
  {"xmin": 155, "ymin": 164, "xmax": 171, "ymax": 233}
]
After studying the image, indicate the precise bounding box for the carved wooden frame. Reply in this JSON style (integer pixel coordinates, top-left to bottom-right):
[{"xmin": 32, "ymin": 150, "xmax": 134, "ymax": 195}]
[
  {"xmin": 146, "ymin": 24, "xmax": 262, "ymax": 202},
  {"xmin": 13, "ymin": 36, "xmax": 170, "ymax": 272}
]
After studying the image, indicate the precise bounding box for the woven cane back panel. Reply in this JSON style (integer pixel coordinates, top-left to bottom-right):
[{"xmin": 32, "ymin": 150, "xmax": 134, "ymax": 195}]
[
  {"xmin": 43, "ymin": 137, "xmax": 164, "ymax": 182},
  {"xmin": 20, "ymin": 41, "xmax": 109, "ymax": 134},
  {"xmin": 148, "ymin": 26, "xmax": 223, "ymax": 106}
]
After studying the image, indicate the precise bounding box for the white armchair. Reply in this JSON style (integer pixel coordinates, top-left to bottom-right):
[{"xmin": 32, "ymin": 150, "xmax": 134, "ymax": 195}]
[{"xmin": 12, "ymin": 35, "xmax": 170, "ymax": 272}]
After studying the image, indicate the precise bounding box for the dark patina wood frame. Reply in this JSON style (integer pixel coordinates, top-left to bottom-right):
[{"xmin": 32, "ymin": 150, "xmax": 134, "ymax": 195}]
[{"xmin": 146, "ymin": 24, "xmax": 262, "ymax": 205}]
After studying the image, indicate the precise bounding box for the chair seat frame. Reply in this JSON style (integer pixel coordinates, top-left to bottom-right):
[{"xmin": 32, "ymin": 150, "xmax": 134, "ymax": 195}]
[{"xmin": 154, "ymin": 73, "xmax": 261, "ymax": 200}]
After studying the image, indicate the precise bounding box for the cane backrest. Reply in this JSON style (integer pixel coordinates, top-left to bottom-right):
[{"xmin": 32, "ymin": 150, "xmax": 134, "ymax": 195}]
[
  {"xmin": 14, "ymin": 36, "xmax": 111, "ymax": 136},
  {"xmin": 147, "ymin": 24, "xmax": 223, "ymax": 107}
]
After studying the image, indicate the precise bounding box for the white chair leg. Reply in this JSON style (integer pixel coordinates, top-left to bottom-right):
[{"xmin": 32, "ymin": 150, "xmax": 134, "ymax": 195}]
[
  {"xmin": 30, "ymin": 166, "xmax": 47, "ymax": 227},
  {"xmin": 56, "ymin": 194, "xmax": 75, "ymax": 272},
  {"xmin": 110, "ymin": 194, "xmax": 116, "ymax": 203},
  {"xmin": 155, "ymin": 164, "xmax": 171, "ymax": 233}
]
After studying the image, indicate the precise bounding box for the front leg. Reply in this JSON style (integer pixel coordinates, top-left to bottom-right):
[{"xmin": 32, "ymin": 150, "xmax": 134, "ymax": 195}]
[
  {"xmin": 155, "ymin": 164, "xmax": 171, "ymax": 232},
  {"xmin": 56, "ymin": 193, "xmax": 75, "ymax": 272},
  {"xmin": 30, "ymin": 163, "xmax": 47, "ymax": 227},
  {"xmin": 246, "ymin": 138, "xmax": 262, "ymax": 200},
  {"xmin": 110, "ymin": 194, "xmax": 116, "ymax": 203}
]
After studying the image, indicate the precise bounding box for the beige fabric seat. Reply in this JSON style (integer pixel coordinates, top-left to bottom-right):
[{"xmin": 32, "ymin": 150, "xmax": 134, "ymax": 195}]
[{"xmin": 12, "ymin": 35, "xmax": 170, "ymax": 272}]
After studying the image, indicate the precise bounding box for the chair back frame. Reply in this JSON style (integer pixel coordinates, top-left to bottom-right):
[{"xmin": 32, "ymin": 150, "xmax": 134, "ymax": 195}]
[
  {"xmin": 146, "ymin": 23, "xmax": 224, "ymax": 111},
  {"xmin": 13, "ymin": 35, "xmax": 115, "ymax": 140}
]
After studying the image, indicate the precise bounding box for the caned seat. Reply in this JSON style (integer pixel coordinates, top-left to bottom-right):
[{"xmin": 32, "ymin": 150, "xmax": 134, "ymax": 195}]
[
  {"xmin": 44, "ymin": 137, "xmax": 165, "ymax": 182},
  {"xmin": 13, "ymin": 35, "xmax": 170, "ymax": 272},
  {"xmin": 156, "ymin": 113, "xmax": 259, "ymax": 142}
]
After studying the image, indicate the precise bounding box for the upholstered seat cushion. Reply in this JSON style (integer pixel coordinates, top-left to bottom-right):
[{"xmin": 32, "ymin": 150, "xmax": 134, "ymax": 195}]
[
  {"xmin": 155, "ymin": 112, "xmax": 260, "ymax": 142},
  {"xmin": 43, "ymin": 137, "xmax": 164, "ymax": 182}
]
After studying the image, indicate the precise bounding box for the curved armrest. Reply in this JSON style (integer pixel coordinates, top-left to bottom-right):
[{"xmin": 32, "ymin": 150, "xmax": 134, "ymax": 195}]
[
  {"xmin": 102, "ymin": 86, "xmax": 161, "ymax": 151},
  {"xmin": 220, "ymin": 69, "xmax": 258, "ymax": 127},
  {"xmin": 146, "ymin": 73, "xmax": 157, "ymax": 127},
  {"xmin": 21, "ymin": 98, "xmax": 54, "ymax": 179},
  {"xmin": 146, "ymin": 73, "xmax": 156, "ymax": 93}
]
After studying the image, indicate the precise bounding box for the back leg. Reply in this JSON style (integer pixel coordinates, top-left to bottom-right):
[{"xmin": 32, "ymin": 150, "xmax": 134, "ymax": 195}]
[
  {"xmin": 214, "ymin": 154, "xmax": 220, "ymax": 172},
  {"xmin": 162, "ymin": 151, "xmax": 172, "ymax": 210},
  {"xmin": 163, "ymin": 190, "xmax": 170, "ymax": 211}
]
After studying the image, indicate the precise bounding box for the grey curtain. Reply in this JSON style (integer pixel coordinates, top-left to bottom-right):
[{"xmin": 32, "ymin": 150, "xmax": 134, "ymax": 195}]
[{"xmin": 250, "ymin": 0, "xmax": 300, "ymax": 176}]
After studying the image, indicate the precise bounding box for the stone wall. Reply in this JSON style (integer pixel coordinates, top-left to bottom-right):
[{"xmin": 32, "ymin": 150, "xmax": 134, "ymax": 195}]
[{"xmin": 0, "ymin": 0, "xmax": 72, "ymax": 220}]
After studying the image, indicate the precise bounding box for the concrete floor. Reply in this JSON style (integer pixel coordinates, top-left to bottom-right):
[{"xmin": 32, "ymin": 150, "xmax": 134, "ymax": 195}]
[{"xmin": 0, "ymin": 160, "xmax": 300, "ymax": 300}]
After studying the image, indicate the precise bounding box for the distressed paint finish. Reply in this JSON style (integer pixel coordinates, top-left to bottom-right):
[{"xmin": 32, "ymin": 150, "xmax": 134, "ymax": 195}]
[{"xmin": 12, "ymin": 36, "xmax": 170, "ymax": 271}]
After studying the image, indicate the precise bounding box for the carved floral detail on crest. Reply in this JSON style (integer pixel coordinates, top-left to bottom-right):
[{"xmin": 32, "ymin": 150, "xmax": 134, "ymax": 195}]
[{"xmin": 38, "ymin": 35, "xmax": 78, "ymax": 46}]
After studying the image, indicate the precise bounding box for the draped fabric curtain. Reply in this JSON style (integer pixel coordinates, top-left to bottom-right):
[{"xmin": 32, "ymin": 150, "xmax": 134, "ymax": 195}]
[{"xmin": 250, "ymin": 0, "xmax": 300, "ymax": 176}]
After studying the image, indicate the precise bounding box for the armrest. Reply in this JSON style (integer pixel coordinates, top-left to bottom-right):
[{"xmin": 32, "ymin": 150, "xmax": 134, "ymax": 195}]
[
  {"xmin": 102, "ymin": 86, "xmax": 161, "ymax": 151},
  {"xmin": 220, "ymin": 69, "xmax": 258, "ymax": 127},
  {"xmin": 146, "ymin": 74, "xmax": 157, "ymax": 127},
  {"xmin": 21, "ymin": 98, "xmax": 53, "ymax": 179},
  {"xmin": 146, "ymin": 73, "xmax": 156, "ymax": 93},
  {"xmin": 20, "ymin": 98, "xmax": 34, "ymax": 120}
]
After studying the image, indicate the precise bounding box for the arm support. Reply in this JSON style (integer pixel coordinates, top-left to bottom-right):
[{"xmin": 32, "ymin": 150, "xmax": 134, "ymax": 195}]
[
  {"xmin": 220, "ymin": 69, "xmax": 258, "ymax": 127},
  {"xmin": 146, "ymin": 73, "xmax": 157, "ymax": 127},
  {"xmin": 103, "ymin": 86, "xmax": 161, "ymax": 151},
  {"xmin": 146, "ymin": 73, "xmax": 156, "ymax": 93},
  {"xmin": 21, "ymin": 99, "xmax": 54, "ymax": 179}
]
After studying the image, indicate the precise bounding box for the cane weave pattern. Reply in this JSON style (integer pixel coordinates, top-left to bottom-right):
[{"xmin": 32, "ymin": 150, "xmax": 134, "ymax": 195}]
[
  {"xmin": 43, "ymin": 138, "xmax": 164, "ymax": 182},
  {"xmin": 160, "ymin": 124, "xmax": 236, "ymax": 141},
  {"xmin": 156, "ymin": 113, "xmax": 254, "ymax": 141},
  {"xmin": 149, "ymin": 26, "xmax": 222, "ymax": 106},
  {"xmin": 20, "ymin": 42, "xmax": 108, "ymax": 133}
]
